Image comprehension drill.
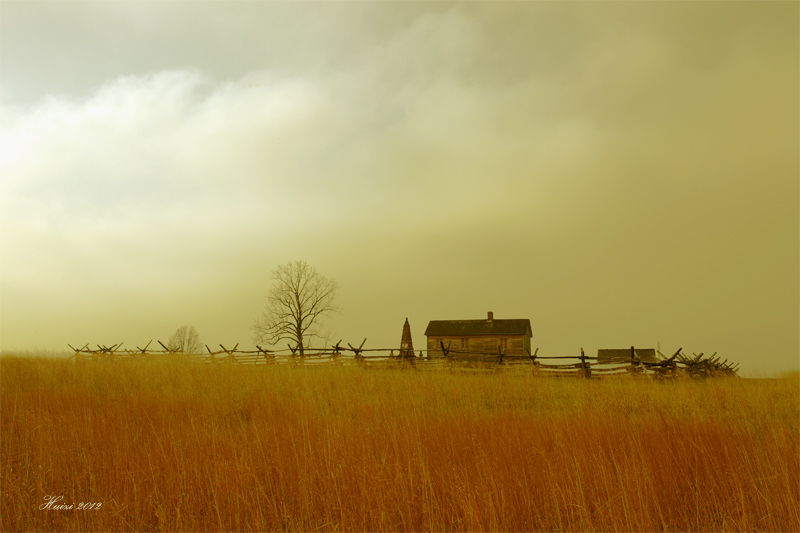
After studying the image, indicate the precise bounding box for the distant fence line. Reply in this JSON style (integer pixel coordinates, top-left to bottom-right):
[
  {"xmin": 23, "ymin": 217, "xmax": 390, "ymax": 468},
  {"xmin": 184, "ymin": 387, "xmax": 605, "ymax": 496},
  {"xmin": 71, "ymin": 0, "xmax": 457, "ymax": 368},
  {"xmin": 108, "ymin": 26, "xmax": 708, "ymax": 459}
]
[{"xmin": 67, "ymin": 341, "xmax": 739, "ymax": 379}]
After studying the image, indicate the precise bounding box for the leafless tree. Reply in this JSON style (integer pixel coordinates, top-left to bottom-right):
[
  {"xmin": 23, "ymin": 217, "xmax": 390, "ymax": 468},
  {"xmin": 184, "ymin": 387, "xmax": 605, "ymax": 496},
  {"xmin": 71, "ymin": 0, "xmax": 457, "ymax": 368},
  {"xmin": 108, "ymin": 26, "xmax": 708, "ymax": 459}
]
[
  {"xmin": 167, "ymin": 325, "xmax": 203, "ymax": 354},
  {"xmin": 251, "ymin": 260, "xmax": 339, "ymax": 356}
]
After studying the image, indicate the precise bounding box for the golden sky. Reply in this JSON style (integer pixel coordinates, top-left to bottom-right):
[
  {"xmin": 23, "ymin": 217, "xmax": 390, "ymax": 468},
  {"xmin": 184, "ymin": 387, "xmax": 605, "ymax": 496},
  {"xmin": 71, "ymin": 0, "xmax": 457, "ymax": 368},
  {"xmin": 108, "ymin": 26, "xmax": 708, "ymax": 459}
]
[{"xmin": 1, "ymin": 2, "xmax": 797, "ymax": 374}]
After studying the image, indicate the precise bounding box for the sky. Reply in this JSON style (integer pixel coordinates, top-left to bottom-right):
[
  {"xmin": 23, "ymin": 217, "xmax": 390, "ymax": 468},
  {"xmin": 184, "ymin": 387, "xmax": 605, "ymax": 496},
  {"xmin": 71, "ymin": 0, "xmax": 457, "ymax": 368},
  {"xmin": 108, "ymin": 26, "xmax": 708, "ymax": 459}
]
[{"xmin": 1, "ymin": 1, "xmax": 798, "ymax": 375}]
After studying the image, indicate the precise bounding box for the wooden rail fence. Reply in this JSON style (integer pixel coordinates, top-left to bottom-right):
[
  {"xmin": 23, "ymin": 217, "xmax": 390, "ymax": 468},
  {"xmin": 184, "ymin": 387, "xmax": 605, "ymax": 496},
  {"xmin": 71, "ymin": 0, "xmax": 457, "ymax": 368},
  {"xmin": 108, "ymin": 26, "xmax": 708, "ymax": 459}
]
[{"xmin": 67, "ymin": 341, "xmax": 739, "ymax": 378}]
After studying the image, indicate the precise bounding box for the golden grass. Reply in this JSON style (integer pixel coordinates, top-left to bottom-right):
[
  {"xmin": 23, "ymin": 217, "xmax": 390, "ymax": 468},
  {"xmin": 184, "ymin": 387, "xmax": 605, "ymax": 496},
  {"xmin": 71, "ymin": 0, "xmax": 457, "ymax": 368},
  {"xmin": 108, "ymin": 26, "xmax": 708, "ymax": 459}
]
[{"xmin": 2, "ymin": 356, "xmax": 798, "ymax": 532}]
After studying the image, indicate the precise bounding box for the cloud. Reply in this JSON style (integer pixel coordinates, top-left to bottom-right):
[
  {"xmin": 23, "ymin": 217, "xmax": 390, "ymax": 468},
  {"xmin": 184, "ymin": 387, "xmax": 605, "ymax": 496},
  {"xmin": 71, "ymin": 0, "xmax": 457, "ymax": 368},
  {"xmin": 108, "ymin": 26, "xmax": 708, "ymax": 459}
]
[{"xmin": 0, "ymin": 2, "xmax": 797, "ymax": 374}]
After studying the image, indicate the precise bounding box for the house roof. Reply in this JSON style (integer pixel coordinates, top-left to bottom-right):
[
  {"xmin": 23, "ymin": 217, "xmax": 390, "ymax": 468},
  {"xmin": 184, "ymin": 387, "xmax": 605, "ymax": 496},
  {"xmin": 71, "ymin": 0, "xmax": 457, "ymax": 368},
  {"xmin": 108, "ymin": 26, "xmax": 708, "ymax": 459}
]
[{"xmin": 425, "ymin": 319, "xmax": 532, "ymax": 337}]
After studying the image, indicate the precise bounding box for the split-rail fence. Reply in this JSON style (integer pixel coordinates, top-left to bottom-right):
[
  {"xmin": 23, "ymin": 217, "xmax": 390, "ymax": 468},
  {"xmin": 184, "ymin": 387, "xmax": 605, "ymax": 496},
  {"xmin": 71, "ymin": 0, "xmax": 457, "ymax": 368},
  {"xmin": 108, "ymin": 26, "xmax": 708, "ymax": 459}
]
[{"xmin": 67, "ymin": 340, "xmax": 738, "ymax": 379}]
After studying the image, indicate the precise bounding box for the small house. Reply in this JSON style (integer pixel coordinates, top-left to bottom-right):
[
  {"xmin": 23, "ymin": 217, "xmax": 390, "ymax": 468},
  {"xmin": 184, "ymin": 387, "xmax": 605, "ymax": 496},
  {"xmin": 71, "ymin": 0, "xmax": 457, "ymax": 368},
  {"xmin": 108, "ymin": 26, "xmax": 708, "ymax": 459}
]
[{"xmin": 424, "ymin": 312, "xmax": 532, "ymax": 357}]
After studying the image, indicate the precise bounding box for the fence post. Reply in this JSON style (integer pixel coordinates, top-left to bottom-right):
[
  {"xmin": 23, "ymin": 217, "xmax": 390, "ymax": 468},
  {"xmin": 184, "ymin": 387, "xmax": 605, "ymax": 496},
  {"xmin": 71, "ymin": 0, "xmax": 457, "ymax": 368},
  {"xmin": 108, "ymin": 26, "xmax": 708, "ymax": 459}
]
[
  {"xmin": 204, "ymin": 344, "xmax": 218, "ymax": 364},
  {"xmin": 439, "ymin": 341, "xmax": 453, "ymax": 372},
  {"xmin": 256, "ymin": 346, "xmax": 273, "ymax": 365},
  {"xmin": 68, "ymin": 343, "xmax": 89, "ymax": 363},
  {"xmin": 331, "ymin": 340, "xmax": 342, "ymax": 365},
  {"xmin": 580, "ymin": 347, "xmax": 591, "ymax": 379},
  {"xmin": 135, "ymin": 340, "xmax": 153, "ymax": 358},
  {"xmin": 287, "ymin": 344, "xmax": 301, "ymax": 366},
  {"xmin": 348, "ymin": 338, "xmax": 367, "ymax": 365},
  {"xmin": 629, "ymin": 346, "xmax": 643, "ymax": 377},
  {"xmin": 528, "ymin": 347, "xmax": 539, "ymax": 374},
  {"xmin": 439, "ymin": 341, "xmax": 451, "ymax": 358},
  {"xmin": 219, "ymin": 344, "xmax": 239, "ymax": 364}
]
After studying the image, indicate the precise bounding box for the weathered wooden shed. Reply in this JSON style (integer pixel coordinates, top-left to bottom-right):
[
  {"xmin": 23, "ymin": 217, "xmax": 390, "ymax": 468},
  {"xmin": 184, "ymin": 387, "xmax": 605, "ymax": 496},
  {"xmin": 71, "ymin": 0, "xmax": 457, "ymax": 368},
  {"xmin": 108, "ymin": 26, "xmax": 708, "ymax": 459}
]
[{"xmin": 424, "ymin": 312, "xmax": 532, "ymax": 358}]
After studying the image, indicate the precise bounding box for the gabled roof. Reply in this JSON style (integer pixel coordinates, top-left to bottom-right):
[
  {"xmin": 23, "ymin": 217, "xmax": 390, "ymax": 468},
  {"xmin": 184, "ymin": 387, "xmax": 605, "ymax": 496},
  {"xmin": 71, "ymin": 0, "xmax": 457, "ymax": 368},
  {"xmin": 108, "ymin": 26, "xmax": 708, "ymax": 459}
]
[{"xmin": 425, "ymin": 319, "xmax": 532, "ymax": 337}]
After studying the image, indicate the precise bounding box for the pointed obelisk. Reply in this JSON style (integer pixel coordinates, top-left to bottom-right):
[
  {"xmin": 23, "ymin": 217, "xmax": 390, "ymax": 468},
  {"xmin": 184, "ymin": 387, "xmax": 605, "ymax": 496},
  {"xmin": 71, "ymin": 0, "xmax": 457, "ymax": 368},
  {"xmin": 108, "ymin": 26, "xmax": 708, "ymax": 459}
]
[{"xmin": 399, "ymin": 318, "xmax": 414, "ymax": 358}]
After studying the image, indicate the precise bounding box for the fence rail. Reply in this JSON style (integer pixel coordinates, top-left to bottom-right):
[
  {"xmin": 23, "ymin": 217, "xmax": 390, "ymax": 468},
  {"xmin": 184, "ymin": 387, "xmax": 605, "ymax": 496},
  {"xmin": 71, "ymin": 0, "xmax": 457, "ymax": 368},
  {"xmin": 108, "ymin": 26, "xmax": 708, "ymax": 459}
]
[{"xmin": 67, "ymin": 341, "xmax": 738, "ymax": 378}]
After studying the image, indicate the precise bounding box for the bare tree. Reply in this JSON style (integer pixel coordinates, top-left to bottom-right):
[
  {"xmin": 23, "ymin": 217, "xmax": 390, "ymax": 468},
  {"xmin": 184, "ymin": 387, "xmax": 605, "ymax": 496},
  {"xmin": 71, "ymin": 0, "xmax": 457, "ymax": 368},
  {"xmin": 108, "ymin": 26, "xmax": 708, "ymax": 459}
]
[
  {"xmin": 252, "ymin": 260, "xmax": 339, "ymax": 356},
  {"xmin": 167, "ymin": 325, "xmax": 203, "ymax": 354}
]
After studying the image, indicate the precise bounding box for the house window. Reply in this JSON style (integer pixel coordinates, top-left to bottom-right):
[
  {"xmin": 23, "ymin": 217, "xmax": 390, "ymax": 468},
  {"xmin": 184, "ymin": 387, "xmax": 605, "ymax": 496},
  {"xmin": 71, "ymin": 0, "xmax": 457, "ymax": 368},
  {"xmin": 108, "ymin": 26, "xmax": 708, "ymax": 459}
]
[
  {"xmin": 461, "ymin": 338, "xmax": 469, "ymax": 349},
  {"xmin": 500, "ymin": 338, "xmax": 508, "ymax": 352}
]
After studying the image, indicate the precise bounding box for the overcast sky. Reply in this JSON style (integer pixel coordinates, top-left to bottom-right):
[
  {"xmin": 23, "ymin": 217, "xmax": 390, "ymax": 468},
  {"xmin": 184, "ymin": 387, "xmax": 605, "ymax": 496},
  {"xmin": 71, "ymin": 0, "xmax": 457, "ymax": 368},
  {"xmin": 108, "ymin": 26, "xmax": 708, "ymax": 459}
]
[{"xmin": 1, "ymin": 1, "xmax": 797, "ymax": 375}]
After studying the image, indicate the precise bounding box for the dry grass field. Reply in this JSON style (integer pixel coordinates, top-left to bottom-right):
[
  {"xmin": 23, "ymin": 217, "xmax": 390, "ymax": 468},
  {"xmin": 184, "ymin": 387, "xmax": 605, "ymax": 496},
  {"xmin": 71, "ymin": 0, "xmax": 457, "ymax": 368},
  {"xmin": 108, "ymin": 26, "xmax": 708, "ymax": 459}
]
[{"xmin": 1, "ymin": 355, "xmax": 798, "ymax": 532}]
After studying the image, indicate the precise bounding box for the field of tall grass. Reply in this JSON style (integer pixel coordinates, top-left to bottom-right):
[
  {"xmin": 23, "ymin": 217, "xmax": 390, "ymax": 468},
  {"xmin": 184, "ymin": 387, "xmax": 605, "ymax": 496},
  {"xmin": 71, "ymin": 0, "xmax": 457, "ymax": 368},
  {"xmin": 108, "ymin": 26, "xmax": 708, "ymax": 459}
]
[{"xmin": 2, "ymin": 355, "xmax": 798, "ymax": 532}]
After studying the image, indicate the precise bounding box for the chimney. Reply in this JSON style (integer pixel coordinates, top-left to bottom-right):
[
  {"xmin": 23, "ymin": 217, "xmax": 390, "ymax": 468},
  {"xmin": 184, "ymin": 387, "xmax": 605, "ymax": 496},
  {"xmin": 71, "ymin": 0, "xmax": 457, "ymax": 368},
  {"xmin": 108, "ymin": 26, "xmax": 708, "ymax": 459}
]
[{"xmin": 487, "ymin": 311, "xmax": 493, "ymax": 322}]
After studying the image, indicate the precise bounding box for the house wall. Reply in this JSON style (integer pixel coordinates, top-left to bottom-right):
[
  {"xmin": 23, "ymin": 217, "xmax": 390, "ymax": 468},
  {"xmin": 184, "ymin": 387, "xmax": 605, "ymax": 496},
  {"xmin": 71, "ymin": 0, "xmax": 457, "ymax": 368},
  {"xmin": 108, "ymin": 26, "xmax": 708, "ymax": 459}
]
[{"xmin": 426, "ymin": 335, "xmax": 530, "ymax": 357}]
